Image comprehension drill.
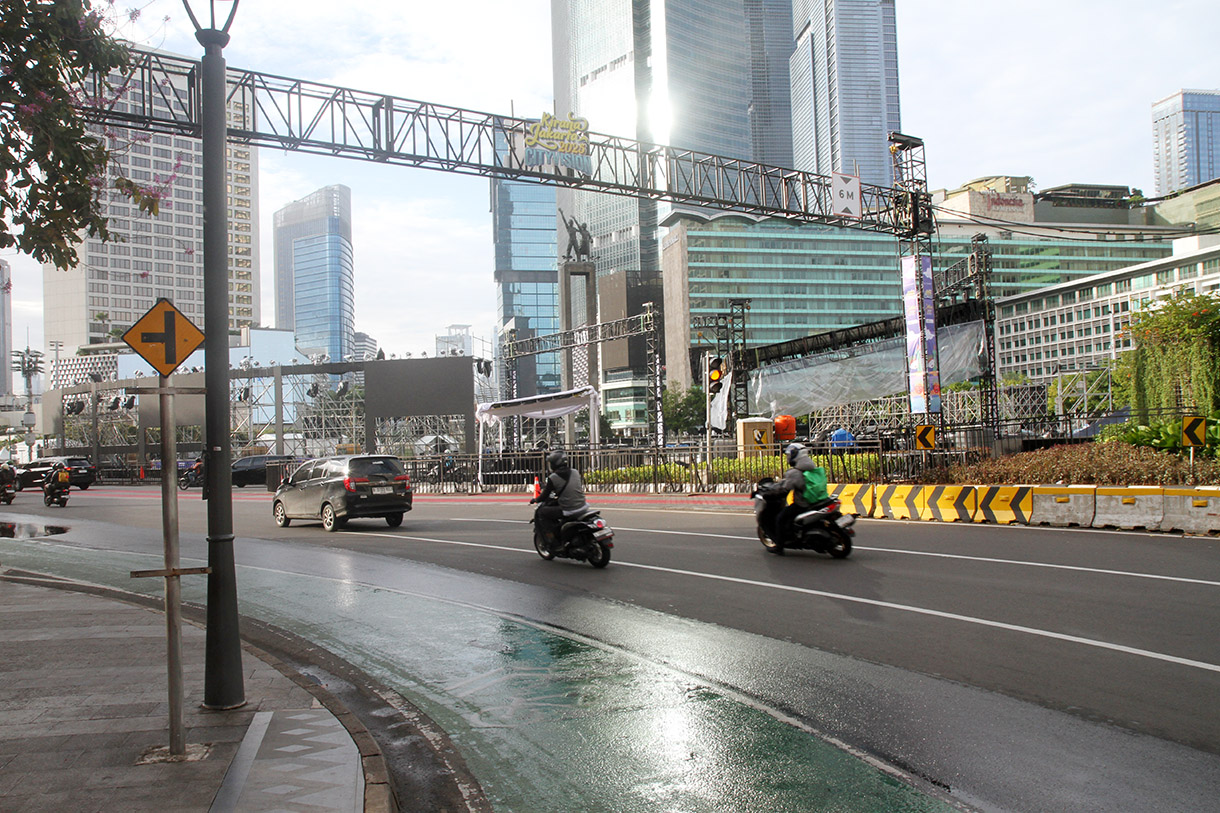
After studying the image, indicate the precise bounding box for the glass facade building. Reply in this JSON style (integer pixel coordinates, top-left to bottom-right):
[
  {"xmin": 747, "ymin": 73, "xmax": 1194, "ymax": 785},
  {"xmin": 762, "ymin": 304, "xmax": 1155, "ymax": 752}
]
[
  {"xmin": 662, "ymin": 212, "xmax": 1174, "ymax": 389},
  {"xmin": 1152, "ymin": 90, "xmax": 1220, "ymax": 196},
  {"xmin": 553, "ymin": 0, "xmax": 795, "ymax": 429},
  {"xmin": 790, "ymin": 0, "xmax": 900, "ymax": 188},
  {"xmin": 492, "ymin": 179, "xmax": 560, "ymax": 396},
  {"xmin": 273, "ymin": 185, "xmax": 355, "ymax": 364}
]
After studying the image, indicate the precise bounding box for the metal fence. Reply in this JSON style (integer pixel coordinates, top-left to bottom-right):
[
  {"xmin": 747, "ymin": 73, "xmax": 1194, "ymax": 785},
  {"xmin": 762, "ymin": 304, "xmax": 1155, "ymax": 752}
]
[{"xmin": 401, "ymin": 439, "xmax": 980, "ymax": 495}]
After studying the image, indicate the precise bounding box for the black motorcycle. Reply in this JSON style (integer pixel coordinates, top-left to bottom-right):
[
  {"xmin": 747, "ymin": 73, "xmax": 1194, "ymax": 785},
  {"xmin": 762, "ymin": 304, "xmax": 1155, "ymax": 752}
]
[
  {"xmin": 42, "ymin": 476, "xmax": 70, "ymax": 508},
  {"xmin": 530, "ymin": 501, "xmax": 614, "ymax": 568},
  {"xmin": 178, "ymin": 468, "xmax": 203, "ymax": 490},
  {"xmin": 0, "ymin": 481, "xmax": 13, "ymax": 505},
  {"xmin": 752, "ymin": 477, "xmax": 854, "ymax": 558}
]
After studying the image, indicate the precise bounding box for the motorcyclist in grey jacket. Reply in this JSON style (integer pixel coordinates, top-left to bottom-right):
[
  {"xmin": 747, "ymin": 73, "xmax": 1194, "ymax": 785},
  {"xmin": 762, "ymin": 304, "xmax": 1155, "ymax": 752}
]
[
  {"xmin": 531, "ymin": 450, "xmax": 590, "ymax": 551},
  {"xmin": 771, "ymin": 443, "xmax": 830, "ymax": 543}
]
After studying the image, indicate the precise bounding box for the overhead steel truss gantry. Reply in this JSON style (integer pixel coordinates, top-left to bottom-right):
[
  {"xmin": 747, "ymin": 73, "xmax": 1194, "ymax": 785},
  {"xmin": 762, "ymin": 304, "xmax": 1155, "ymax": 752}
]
[
  {"xmin": 81, "ymin": 47, "xmax": 936, "ymax": 446},
  {"xmin": 87, "ymin": 48, "xmax": 934, "ymax": 235}
]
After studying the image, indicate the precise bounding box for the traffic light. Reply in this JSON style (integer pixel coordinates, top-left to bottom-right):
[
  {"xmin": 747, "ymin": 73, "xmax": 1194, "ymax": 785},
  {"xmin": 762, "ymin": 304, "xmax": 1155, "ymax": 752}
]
[{"xmin": 708, "ymin": 356, "xmax": 725, "ymax": 395}]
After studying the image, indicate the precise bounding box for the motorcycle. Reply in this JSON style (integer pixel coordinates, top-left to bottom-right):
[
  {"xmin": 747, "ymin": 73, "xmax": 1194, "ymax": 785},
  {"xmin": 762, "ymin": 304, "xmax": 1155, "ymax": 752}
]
[
  {"xmin": 752, "ymin": 477, "xmax": 854, "ymax": 558},
  {"xmin": 42, "ymin": 476, "xmax": 70, "ymax": 508},
  {"xmin": 179, "ymin": 468, "xmax": 203, "ymax": 490},
  {"xmin": 0, "ymin": 481, "xmax": 13, "ymax": 505},
  {"xmin": 530, "ymin": 500, "xmax": 614, "ymax": 568}
]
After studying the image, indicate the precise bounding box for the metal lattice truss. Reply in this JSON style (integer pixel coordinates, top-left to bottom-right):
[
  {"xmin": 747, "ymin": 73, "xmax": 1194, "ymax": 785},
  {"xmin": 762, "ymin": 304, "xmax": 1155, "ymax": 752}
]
[
  {"xmin": 805, "ymin": 384, "xmax": 1053, "ymax": 435},
  {"xmin": 83, "ymin": 48, "xmax": 924, "ymax": 234},
  {"xmin": 503, "ymin": 309, "xmax": 657, "ymax": 359},
  {"xmin": 376, "ymin": 415, "xmax": 466, "ymax": 459}
]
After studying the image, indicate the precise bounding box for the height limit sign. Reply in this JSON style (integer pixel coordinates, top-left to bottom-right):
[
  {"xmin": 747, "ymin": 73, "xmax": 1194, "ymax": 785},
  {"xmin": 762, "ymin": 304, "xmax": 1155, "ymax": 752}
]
[
  {"xmin": 831, "ymin": 172, "xmax": 862, "ymax": 218},
  {"xmin": 122, "ymin": 298, "xmax": 205, "ymax": 377}
]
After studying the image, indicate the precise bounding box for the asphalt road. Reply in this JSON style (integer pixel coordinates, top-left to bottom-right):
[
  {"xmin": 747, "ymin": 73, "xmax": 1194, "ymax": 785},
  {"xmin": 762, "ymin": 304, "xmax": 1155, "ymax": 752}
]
[{"xmin": 6, "ymin": 485, "xmax": 1220, "ymax": 812}]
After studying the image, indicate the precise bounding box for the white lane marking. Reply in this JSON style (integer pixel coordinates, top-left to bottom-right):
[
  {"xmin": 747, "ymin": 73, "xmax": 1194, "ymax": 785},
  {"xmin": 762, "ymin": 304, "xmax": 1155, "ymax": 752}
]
[
  {"xmin": 347, "ymin": 530, "xmax": 1220, "ymax": 675},
  {"xmin": 451, "ymin": 518, "xmax": 1220, "ymax": 588}
]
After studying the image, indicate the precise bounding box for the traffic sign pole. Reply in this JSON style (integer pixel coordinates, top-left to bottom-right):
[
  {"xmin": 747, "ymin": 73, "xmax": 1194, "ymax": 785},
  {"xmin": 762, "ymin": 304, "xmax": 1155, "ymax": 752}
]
[{"xmin": 159, "ymin": 376, "xmax": 185, "ymax": 756}]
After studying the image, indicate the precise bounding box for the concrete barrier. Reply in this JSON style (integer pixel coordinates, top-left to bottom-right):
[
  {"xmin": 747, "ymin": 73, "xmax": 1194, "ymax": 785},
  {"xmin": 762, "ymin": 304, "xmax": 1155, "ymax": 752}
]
[
  {"xmin": 877, "ymin": 484, "xmax": 925, "ymax": 520},
  {"xmin": 1092, "ymin": 486, "xmax": 1164, "ymax": 530},
  {"xmin": 974, "ymin": 486, "xmax": 1033, "ymax": 524},
  {"xmin": 921, "ymin": 485, "xmax": 977, "ymax": 522},
  {"xmin": 1032, "ymin": 485, "xmax": 1095, "ymax": 527},
  {"xmin": 1161, "ymin": 487, "xmax": 1220, "ymax": 535},
  {"xmin": 830, "ymin": 483, "xmax": 874, "ymax": 517}
]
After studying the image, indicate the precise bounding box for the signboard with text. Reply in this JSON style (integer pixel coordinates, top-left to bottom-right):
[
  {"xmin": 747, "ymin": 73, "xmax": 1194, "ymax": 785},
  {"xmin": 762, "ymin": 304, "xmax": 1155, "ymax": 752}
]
[{"xmin": 901, "ymin": 255, "xmax": 941, "ymax": 414}]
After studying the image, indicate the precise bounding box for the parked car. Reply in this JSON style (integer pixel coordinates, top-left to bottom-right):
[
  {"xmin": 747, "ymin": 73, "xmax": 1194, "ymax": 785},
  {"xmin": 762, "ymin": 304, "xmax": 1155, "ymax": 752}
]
[
  {"xmin": 272, "ymin": 455, "xmax": 412, "ymax": 531},
  {"xmin": 232, "ymin": 454, "xmax": 299, "ymax": 488},
  {"xmin": 16, "ymin": 456, "xmax": 97, "ymax": 490}
]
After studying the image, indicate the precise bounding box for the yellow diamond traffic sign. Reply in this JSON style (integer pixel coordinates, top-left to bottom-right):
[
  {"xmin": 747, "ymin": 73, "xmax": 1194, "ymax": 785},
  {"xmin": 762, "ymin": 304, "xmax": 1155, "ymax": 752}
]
[{"xmin": 122, "ymin": 298, "xmax": 205, "ymax": 377}]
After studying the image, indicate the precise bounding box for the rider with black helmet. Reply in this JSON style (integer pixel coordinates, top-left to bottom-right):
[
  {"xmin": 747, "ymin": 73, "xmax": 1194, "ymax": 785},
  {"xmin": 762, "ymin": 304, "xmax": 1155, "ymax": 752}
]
[{"xmin": 531, "ymin": 450, "xmax": 590, "ymax": 551}]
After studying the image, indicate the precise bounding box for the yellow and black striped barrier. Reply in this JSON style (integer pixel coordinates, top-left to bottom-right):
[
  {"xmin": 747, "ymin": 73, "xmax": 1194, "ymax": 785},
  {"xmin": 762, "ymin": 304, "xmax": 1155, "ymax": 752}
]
[
  {"xmin": 830, "ymin": 483, "xmax": 874, "ymax": 517},
  {"xmin": 975, "ymin": 486, "xmax": 1033, "ymax": 524},
  {"xmin": 877, "ymin": 484, "xmax": 925, "ymax": 520},
  {"xmin": 921, "ymin": 485, "xmax": 977, "ymax": 522}
]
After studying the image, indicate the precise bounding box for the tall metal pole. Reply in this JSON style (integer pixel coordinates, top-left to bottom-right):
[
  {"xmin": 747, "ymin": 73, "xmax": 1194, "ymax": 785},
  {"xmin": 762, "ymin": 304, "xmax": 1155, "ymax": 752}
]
[
  {"xmin": 159, "ymin": 375, "xmax": 185, "ymax": 755},
  {"xmin": 188, "ymin": 0, "xmax": 245, "ymax": 709}
]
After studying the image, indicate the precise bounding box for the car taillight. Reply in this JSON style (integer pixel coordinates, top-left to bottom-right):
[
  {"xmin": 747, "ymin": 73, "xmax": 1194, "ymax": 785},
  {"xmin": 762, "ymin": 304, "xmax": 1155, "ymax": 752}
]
[
  {"xmin": 343, "ymin": 476, "xmax": 369, "ymax": 492},
  {"xmin": 394, "ymin": 474, "xmax": 410, "ymax": 483}
]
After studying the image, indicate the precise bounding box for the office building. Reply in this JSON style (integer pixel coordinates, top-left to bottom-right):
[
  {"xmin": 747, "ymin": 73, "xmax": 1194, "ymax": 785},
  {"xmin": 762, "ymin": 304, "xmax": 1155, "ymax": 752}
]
[
  {"xmin": 789, "ymin": 0, "xmax": 900, "ymax": 187},
  {"xmin": 491, "ymin": 178, "xmax": 560, "ymax": 397},
  {"xmin": 43, "ymin": 61, "xmax": 259, "ymax": 359},
  {"xmin": 273, "ymin": 185, "xmax": 355, "ymax": 364},
  {"xmin": 553, "ymin": 0, "xmax": 795, "ymax": 430},
  {"xmin": 1152, "ymin": 90, "xmax": 1220, "ymax": 196},
  {"xmin": 996, "ymin": 236, "xmax": 1220, "ymax": 385},
  {"xmin": 662, "ymin": 177, "xmax": 1179, "ymax": 390},
  {"xmin": 352, "ymin": 331, "xmax": 379, "ymax": 361}
]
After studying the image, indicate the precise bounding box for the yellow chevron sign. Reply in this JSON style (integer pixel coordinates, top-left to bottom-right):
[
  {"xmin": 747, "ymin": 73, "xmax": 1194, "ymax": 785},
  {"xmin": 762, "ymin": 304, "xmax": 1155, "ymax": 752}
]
[
  {"xmin": 975, "ymin": 486, "xmax": 1033, "ymax": 524},
  {"xmin": 915, "ymin": 424, "xmax": 936, "ymax": 450},
  {"xmin": 1182, "ymin": 416, "xmax": 1206, "ymax": 448}
]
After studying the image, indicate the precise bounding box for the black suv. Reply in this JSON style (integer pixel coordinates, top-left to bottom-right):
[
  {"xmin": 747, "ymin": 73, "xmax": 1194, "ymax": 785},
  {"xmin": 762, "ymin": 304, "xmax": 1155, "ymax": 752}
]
[
  {"xmin": 232, "ymin": 454, "xmax": 299, "ymax": 488},
  {"xmin": 272, "ymin": 455, "xmax": 412, "ymax": 531},
  {"xmin": 17, "ymin": 456, "xmax": 97, "ymax": 490}
]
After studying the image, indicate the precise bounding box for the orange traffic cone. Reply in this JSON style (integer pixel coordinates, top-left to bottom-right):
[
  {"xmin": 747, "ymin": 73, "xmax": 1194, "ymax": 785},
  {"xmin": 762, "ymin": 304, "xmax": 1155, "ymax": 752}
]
[{"xmin": 533, "ymin": 475, "xmax": 542, "ymax": 499}]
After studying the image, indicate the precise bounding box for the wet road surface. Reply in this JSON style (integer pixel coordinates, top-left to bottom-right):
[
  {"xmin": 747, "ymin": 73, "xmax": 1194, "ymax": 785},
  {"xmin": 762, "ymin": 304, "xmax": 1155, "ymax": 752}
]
[{"xmin": 3, "ymin": 488, "xmax": 1220, "ymax": 811}]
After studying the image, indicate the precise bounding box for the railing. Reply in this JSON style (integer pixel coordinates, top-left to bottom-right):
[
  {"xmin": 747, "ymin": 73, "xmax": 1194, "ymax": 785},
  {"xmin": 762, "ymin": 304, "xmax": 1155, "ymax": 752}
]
[{"xmin": 401, "ymin": 440, "xmax": 983, "ymax": 494}]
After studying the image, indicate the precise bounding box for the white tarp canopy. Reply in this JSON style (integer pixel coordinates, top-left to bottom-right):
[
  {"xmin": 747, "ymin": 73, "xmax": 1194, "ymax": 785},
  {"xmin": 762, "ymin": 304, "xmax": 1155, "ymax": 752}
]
[
  {"xmin": 749, "ymin": 320, "xmax": 987, "ymax": 417},
  {"xmin": 475, "ymin": 387, "xmax": 600, "ymax": 482}
]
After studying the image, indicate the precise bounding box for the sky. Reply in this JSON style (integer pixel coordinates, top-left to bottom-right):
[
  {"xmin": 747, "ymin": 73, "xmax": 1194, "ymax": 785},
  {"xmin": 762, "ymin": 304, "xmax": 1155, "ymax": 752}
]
[{"xmin": 5, "ymin": 0, "xmax": 1220, "ymax": 364}]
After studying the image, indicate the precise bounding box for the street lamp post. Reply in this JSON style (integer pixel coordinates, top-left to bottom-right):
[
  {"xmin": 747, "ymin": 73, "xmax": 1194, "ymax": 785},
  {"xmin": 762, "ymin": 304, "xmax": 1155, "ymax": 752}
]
[{"xmin": 183, "ymin": 0, "xmax": 244, "ymax": 709}]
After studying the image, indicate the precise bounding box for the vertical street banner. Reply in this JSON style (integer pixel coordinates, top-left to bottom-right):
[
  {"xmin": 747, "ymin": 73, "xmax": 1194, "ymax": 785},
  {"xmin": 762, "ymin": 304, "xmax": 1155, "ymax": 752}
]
[{"xmin": 902, "ymin": 256, "xmax": 942, "ymax": 415}]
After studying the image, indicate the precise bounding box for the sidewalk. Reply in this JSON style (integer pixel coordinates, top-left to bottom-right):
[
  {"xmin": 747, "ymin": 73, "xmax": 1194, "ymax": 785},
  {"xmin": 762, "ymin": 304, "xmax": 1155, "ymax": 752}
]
[{"xmin": 0, "ymin": 576, "xmax": 380, "ymax": 813}]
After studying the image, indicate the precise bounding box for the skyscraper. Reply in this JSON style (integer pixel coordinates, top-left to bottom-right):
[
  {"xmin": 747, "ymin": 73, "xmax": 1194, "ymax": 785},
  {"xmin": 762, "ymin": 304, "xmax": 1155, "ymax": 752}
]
[
  {"xmin": 491, "ymin": 178, "xmax": 560, "ymax": 397},
  {"xmin": 1152, "ymin": 90, "xmax": 1220, "ymax": 195},
  {"xmin": 789, "ymin": 0, "xmax": 900, "ymax": 188},
  {"xmin": 552, "ymin": 0, "xmax": 795, "ymax": 430},
  {"xmin": 273, "ymin": 185, "xmax": 355, "ymax": 363},
  {"xmin": 42, "ymin": 60, "xmax": 259, "ymax": 360}
]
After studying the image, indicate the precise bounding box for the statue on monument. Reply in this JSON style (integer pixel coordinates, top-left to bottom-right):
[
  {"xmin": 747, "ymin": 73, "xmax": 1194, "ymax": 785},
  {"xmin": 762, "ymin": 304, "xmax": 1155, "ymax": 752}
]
[{"xmin": 558, "ymin": 208, "xmax": 593, "ymax": 262}]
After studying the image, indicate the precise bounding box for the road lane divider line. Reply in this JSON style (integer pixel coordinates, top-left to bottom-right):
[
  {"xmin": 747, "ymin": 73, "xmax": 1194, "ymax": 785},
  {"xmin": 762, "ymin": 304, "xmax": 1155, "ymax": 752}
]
[
  {"xmin": 452, "ymin": 519, "xmax": 1220, "ymax": 588},
  {"xmin": 347, "ymin": 531, "xmax": 1220, "ymax": 676}
]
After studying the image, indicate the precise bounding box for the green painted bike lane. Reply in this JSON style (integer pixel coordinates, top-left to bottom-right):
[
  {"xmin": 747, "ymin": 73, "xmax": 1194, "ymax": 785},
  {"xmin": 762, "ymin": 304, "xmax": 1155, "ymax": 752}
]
[{"xmin": 0, "ymin": 536, "xmax": 958, "ymax": 813}]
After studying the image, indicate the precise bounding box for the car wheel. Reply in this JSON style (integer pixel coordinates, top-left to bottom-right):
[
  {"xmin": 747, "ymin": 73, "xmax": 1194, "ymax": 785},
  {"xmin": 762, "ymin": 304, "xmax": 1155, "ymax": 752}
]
[
  {"xmin": 385, "ymin": 513, "xmax": 403, "ymax": 528},
  {"xmin": 321, "ymin": 503, "xmax": 339, "ymax": 532},
  {"xmin": 273, "ymin": 501, "xmax": 290, "ymax": 528},
  {"xmin": 14, "ymin": 481, "xmax": 22, "ymax": 493},
  {"xmin": 78, "ymin": 484, "xmax": 89, "ymax": 491}
]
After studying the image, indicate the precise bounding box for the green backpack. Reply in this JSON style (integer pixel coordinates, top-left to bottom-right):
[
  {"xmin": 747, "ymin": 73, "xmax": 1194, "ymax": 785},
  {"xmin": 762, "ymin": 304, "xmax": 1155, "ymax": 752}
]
[{"xmin": 802, "ymin": 467, "xmax": 829, "ymax": 504}]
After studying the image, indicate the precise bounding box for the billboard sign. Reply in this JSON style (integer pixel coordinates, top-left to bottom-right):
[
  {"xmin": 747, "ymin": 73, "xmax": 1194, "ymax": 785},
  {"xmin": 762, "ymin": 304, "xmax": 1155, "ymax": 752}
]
[
  {"xmin": 518, "ymin": 112, "xmax": 592, "ymax": 176},
  {"xmin": 901, "ymin": 256, "xmax": 942, "ymax": 415}
]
